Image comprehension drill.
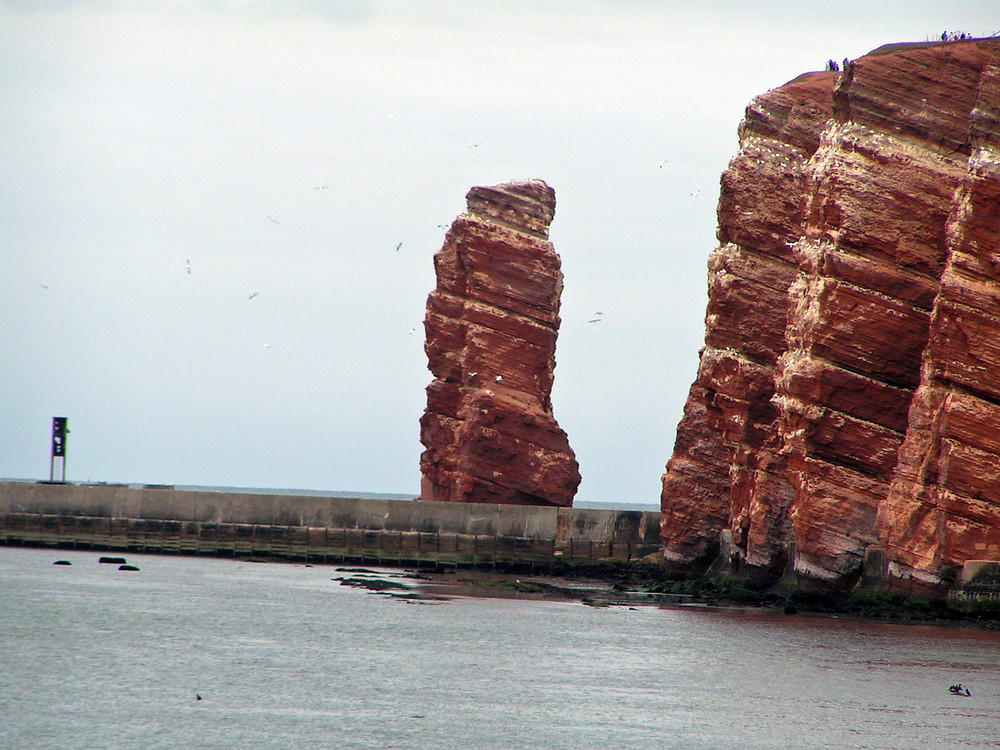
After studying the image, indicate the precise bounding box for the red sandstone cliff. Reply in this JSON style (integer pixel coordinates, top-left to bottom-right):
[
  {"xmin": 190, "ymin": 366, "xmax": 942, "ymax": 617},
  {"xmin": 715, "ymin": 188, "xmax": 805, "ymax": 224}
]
[
  {"xmin": 420, "ymin": 180, "xmax": 580, "ymax": 507},
  {"xmin": 661, "ymin": 39, "xmax": 1000, "ymax": 593}
]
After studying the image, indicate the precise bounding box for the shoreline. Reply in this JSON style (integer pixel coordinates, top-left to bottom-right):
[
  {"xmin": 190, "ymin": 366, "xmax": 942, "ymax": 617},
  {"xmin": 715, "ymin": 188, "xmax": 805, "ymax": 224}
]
[
  {"xmin": 4, "ymin": 477, "xmax": 998, "ymax": 629},
  {"xmin": 333, "ymin": 563, "xmax": 1000, "ymax": 632},
  {"xmin": 9, "ymin": 542, "xmax": 1000, "ymax": 632}
]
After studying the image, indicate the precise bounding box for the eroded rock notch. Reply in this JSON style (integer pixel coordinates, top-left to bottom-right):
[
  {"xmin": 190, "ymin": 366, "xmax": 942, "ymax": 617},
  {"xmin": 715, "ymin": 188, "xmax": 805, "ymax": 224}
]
[{"xmin": 420, "ymin": 180, "xmax": 580, "ymax": 507}]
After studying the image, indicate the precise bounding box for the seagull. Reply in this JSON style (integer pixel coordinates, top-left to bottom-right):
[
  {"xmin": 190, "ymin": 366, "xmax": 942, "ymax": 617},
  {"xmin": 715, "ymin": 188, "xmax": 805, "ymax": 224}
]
[
  {"xmin": 469, "ymin": 142, "xmax": 482, "ymax": 149},
  {"xmin": 263, "ymin": 343, "xmax": 271, "ymax": 349},
  {"xmin": 658, "ymin": 160, "xmax": 668, "ymax": 168},
  {"xmin": 588, "ymin": 318, "xmax": 602, "ymax": 323},
  {"xmin": 40, "ymin": 284, "xmax": 49, "ymax": 289},
  {"xmin": 186, "ymin": 259, "xmax": 191, "ymax": 274},
  {"xmin": 395, "ymin": 242, "xmax": 402, "ymax": 252},
  {"xmin": 248, "ymin": 292, "xmax": 260, "ymax": 300},
  {"xmin": 690, "ymin": 189, "xmax": 700, "ymax": 198},
  {"xmin": 267, "ymin": 215, "xmax": 280, "ymax": 224},
  {"xmin": 314, "ymin": 185, "xmax": 330, "ymax": 190},
  {"xmin": 494, "ymin": 375, "xmax": 503, "ymax": 382}
]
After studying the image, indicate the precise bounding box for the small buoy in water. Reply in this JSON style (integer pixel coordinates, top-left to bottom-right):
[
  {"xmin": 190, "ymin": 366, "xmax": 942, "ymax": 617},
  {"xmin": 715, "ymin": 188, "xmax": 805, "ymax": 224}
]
[
  {"xmin": 53, "ymin": 560, "xmax": 72, "ymax": 566},
  {"xmin": 118, "ymin": 564, "xmax": 140, "ymax": 572},
  {"xmin": 196, "ymin": 694, "xmax": 202, "ymax": 701}
]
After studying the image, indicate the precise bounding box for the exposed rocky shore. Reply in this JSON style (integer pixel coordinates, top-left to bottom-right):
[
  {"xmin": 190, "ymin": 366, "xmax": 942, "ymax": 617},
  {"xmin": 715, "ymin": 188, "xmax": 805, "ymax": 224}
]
[{"xmin": 336, "ymin": 562, "xmax": 1000, "ymax": 629}]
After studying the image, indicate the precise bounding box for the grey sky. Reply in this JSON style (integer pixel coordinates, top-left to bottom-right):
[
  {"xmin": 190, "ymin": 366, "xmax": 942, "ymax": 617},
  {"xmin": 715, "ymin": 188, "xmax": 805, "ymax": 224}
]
[{"xmin": 2, "ymin": 1, "xmax": 996, "ymax": 504}]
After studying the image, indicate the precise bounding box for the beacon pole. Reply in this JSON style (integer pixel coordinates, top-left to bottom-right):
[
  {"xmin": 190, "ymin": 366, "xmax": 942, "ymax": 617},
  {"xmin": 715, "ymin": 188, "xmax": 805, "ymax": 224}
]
[{"xmin": 50, "ymin": 417, "xmax": 68, "ymax": 483}]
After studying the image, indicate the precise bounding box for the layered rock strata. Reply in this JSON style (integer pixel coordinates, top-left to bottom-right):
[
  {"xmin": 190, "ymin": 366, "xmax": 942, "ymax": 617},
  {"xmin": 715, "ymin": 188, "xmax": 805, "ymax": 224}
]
[
  {"xmin": 661, "ymin": 39, "xmax": 1000, "ymax": 593},
  {"xmin": 420, "ymin": 180, "xmax": 580, "ymax": 507},
  {"xmin": 662, "ymin": 70, "xmax": 836, "ymax": 575}
]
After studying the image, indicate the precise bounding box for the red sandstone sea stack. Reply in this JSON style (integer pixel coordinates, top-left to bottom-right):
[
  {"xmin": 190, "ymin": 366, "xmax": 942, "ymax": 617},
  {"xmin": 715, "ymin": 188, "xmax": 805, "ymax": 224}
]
[
  {"xmin": 419, "ymin": 180, "xmax": 580, "ymax": 507},
  {"xmin": 661, "ymin": 38, "xmax": 1000, "ymax": 594}
]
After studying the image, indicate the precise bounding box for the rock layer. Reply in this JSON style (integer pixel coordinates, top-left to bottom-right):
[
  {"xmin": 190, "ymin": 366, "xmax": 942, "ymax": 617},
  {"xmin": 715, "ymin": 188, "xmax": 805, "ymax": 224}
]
[
  {"xmin": 661, "ymin": 39, "xmax": 1000, "ymax": 593},
  {"xmin": 420, "ymin": 180, "xmax": 580, "ymax": 507}
]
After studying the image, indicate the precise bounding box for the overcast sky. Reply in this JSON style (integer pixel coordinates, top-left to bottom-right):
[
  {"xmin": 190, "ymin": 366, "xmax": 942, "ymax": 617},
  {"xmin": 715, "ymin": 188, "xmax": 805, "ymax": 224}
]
[{"xmin": 2, "ymin": 1, "xmax": 996, "ymax": 506}]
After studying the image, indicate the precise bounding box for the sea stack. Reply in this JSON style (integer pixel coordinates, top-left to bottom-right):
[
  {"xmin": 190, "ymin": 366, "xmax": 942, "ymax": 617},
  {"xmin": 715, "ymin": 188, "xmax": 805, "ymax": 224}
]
[
  {"xmin": 661, "ymin": 38, "xmax": 1000, "ymax": 594},
  {"xmin": 420, "ymin": 180, "xmax": 580, "ymax": 507}
]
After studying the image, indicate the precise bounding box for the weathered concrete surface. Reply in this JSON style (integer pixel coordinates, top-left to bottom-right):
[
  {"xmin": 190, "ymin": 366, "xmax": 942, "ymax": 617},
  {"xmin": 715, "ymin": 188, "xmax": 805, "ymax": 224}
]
[
  {"xmin": 950, "ymin": 560, "xmax": 1000, "ymax": 602},
  {"xmin": 0, "ymin": 482, "xmax": 659, "ymax": 566}
]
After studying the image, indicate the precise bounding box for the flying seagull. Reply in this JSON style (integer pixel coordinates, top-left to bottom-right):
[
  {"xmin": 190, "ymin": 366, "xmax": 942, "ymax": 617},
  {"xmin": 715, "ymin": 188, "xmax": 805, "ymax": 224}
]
[
  {"xmin": 248, "ymin": 292, "xmax": 260, "ymax": 300},
  {"xmin": 267, "ymin": 215, "xmax": 280, "ymax": 224},
  {"xmin": 395, "ymin": 242, "xmax": 403, "ymax": 252},
  {"xmin": 186, "ymin": 259, "xmax": 191, "ymax": 274}
]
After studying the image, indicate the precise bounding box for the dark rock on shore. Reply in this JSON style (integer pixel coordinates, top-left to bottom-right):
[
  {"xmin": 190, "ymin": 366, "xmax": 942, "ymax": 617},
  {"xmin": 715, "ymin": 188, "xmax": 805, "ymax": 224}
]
[{"xmin": 335, "ymin": 576, "xmax": 410, "ymax": 592}]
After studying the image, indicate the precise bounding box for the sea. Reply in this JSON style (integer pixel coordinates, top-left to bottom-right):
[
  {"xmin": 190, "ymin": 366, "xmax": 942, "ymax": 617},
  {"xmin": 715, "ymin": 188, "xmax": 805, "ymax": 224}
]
[{"xmin": 2, "ymin": 546, "xmax": 999, "ymax": 750}]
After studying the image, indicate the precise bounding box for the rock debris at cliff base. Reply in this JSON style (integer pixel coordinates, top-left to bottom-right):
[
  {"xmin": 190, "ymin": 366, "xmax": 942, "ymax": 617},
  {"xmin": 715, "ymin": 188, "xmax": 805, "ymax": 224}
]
[{"xmin": 661, "ymin": 38, "xmax": 1000, "ymax": 594}]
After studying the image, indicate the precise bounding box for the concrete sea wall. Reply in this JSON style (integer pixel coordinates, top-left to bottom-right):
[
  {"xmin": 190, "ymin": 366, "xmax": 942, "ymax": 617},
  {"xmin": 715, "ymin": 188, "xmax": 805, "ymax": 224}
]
[{"xmin": 0, "ymin": 482, "xmax": 662, "ymax": 568}]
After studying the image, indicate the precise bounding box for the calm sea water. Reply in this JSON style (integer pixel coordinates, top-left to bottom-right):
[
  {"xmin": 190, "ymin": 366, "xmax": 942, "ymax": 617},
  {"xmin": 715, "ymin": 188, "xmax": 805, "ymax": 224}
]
[{"xmin": 2, "ymin": 547, "xmax": 999, "ymax": 750}]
